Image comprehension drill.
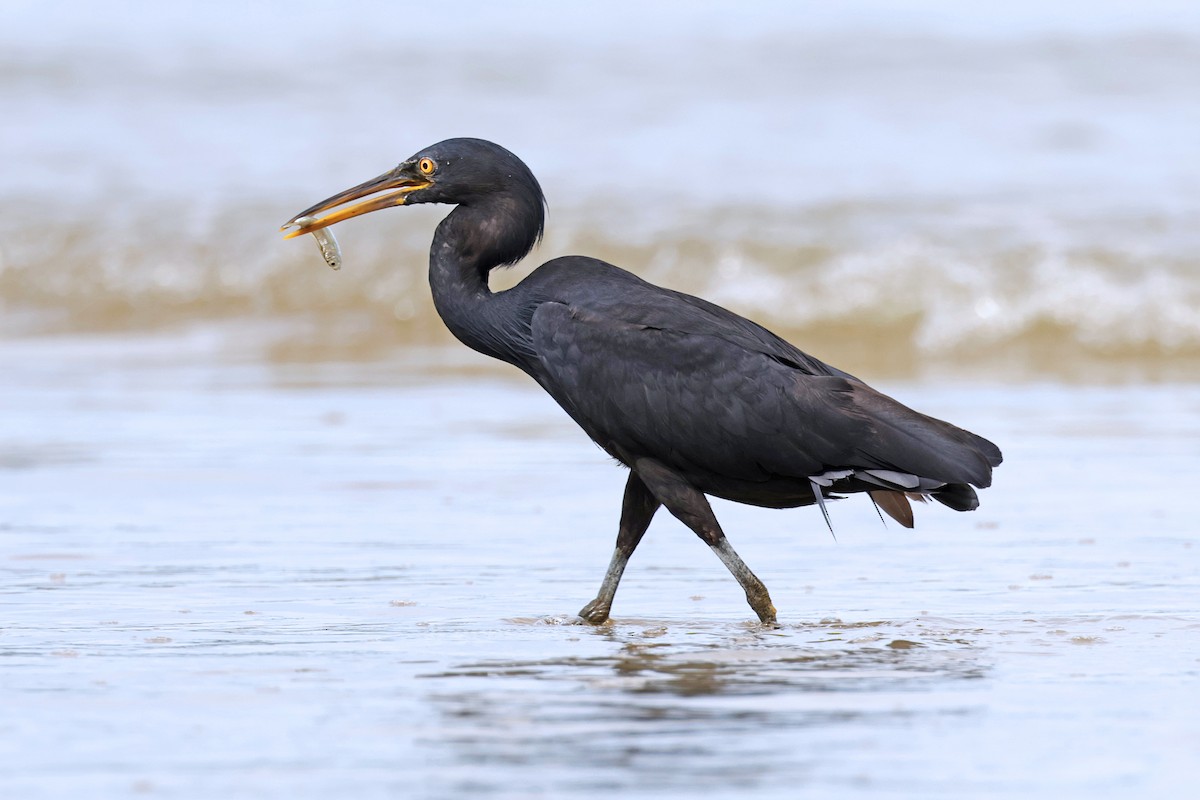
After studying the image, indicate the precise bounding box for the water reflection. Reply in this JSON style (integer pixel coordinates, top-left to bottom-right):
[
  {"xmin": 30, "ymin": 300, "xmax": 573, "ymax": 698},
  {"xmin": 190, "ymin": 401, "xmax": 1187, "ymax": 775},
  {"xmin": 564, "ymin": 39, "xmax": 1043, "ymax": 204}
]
[
  {"xmin": 433, "ymin": 617, "xmax": 989, "ymax": 691},
  {"xmin": 419, "ymin": 619, "xmax": 987, "ymax": 795}
]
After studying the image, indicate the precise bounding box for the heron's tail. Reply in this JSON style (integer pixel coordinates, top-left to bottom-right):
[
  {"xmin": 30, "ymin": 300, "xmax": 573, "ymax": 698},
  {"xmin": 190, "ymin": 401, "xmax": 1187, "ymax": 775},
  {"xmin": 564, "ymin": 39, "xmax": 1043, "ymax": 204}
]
[
  {"xmin": 929, "ymin": 482, "xmax": 981, "ymax": 512},
  {"xmin": 868, "ymin": 482, "xmax": 979, "ymax": 529}
]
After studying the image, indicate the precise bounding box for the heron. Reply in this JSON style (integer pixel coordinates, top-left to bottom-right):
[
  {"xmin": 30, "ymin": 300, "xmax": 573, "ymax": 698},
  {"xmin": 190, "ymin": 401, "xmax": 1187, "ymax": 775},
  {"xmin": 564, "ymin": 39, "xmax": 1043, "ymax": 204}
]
[{"xmin": 282, "ymin": 138, "xmax": 1002, "ymax": 625}]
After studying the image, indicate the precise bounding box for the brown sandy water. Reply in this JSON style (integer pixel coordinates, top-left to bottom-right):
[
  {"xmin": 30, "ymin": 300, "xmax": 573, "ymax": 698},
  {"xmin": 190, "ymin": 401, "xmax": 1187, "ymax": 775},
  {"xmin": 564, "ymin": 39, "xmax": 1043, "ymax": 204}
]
[
  {"xmin": 5, "ymin": 2, "xmax": 1200, "ymax": 382},
  {"xmin": 2, "ymin": 334, "xmax": 1198, "ymax": 798}
]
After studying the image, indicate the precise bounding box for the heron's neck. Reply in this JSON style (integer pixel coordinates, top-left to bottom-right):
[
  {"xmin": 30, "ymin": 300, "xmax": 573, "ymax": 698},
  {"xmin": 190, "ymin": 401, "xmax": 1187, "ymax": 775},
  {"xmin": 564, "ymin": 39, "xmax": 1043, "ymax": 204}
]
[{"xmin": 427, "ymin": 205, "xmax": 530, "ymax": 366}]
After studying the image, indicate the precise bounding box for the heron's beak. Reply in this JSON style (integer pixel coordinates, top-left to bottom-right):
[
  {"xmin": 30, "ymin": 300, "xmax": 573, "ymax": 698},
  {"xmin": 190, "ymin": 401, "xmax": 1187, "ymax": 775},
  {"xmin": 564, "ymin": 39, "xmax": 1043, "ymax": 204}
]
[{"xmin": 280, "ymin": 169, "xmax": 431, "ymax": 238}]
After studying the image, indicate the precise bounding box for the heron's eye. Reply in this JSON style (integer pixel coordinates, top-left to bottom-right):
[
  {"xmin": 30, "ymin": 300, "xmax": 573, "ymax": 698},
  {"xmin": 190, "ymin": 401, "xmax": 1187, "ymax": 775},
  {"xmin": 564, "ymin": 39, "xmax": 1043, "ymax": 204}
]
[{"xmin": 418, "ymin": 157, "xmax": 437, "ymax": 175}]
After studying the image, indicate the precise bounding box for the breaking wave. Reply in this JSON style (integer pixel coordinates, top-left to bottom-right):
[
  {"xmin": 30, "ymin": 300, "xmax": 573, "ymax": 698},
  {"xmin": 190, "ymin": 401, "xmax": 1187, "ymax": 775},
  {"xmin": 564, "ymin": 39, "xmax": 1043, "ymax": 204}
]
[{"xmin": 2, "ymin": 197, "xmax": 1197, "ymax": 379}]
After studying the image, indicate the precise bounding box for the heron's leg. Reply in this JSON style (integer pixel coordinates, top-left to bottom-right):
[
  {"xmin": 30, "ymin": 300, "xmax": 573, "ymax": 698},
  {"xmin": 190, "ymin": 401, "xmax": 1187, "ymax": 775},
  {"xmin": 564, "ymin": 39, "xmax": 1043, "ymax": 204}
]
[
  {"xmin": 634, "ymin": 458, "xmax": 778, "ymax": 625},
  {"xmin": 578, "ymin": 471, "xmax": 660, "ymax": 624}
]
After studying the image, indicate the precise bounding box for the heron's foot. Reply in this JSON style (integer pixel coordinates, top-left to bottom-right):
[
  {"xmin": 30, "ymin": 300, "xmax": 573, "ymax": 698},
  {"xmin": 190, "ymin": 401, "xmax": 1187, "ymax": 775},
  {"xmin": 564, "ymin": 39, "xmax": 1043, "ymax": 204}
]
[
  {"xmin": 747, "ymin": 590, "xmax": 778, "ymax": 626},
  {"xmin": 578, "ymin": 598, "xmax": 612, "ymax": 625},
  {"xmin": 704, "ymin": 536, "xmax": 778, "ymax": 625}
]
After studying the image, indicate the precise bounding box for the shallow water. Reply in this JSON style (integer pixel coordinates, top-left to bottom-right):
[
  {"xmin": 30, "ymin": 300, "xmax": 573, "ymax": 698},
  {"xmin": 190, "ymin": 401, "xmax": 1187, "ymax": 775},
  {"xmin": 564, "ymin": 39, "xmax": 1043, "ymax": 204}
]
[{"xmin": 2, "ymin": 337, "xmax": 1198, "ymax": 798}]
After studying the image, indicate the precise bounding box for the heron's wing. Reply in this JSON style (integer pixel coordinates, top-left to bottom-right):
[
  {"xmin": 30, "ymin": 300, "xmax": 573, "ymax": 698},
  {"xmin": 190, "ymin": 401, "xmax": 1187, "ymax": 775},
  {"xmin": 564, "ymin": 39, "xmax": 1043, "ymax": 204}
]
[
  {"xmin": 529, "ymin": 301, "xmax": 999, "ymax": 489},
  {"xmin": 542, "ymin": 267, "xmax": 857, "ymax": 380},
  {"xmin": 665, "ymin": 291, "xmax": 860, "ymax": 381}
]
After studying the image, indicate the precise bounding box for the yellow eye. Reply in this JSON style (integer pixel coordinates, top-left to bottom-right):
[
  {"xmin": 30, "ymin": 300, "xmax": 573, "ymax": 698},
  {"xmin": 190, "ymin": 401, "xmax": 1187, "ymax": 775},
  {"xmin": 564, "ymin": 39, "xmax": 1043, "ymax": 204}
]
[{"xmin": 418, "ymin": 157, "xmax": 436, "ymax": 175}]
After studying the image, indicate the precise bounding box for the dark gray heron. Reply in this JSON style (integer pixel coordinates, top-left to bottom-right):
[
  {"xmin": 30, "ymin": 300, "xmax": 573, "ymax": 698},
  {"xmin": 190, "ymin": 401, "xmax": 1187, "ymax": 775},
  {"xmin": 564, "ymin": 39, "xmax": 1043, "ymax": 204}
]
[{"xmin": 283, "ymin": 138, "xmax": 1002, "ymax": 624}]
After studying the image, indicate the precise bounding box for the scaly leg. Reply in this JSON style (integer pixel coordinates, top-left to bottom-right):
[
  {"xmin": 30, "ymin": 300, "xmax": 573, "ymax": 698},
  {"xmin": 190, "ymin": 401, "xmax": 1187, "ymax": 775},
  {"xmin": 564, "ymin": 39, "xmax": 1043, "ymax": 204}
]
[
  {"xmin": 635, "ymin": 458, "xmax": 777, "ymax": 624},
  {"xmin": 578, "ymin": 471, "xmax": 660, "ymax": 624}
]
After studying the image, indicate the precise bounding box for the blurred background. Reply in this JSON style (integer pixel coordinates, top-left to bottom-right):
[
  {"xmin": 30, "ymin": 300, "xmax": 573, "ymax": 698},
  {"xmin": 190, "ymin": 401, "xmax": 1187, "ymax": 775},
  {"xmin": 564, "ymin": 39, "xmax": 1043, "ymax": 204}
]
[{"xmin": 4, "ymin": 0, "xmax": 1198, "ymax": 380}]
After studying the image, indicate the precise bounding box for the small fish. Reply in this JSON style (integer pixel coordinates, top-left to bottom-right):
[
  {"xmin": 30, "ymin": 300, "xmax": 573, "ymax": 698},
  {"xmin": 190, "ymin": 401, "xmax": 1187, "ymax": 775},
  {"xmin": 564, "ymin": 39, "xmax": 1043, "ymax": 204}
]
[{"xmin": 294, "ymin": 215, "xmax": 342, "ymax": 270}]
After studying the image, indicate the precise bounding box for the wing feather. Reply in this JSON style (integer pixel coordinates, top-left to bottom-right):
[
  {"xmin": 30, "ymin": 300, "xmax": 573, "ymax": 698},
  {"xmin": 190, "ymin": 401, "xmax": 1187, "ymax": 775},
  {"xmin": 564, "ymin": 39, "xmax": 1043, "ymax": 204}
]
[{"xmin": 528, "ymin": 297, "xmax": 999, "ymax": 491}]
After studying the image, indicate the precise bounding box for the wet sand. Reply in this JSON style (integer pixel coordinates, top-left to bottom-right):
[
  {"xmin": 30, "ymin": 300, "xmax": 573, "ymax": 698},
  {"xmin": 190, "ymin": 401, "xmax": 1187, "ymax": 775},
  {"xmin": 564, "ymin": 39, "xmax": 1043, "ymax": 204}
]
[{"xmin": 2, "ymin": 334, "xmax": 1197, "ymax": 798}]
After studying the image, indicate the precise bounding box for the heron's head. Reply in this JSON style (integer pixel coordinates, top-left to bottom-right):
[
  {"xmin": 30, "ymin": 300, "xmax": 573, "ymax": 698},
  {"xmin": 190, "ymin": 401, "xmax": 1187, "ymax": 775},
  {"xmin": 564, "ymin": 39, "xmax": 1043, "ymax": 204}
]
[{"xmin": 281, "ymin": 138, "xmax": 545, "ymax": 240}]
